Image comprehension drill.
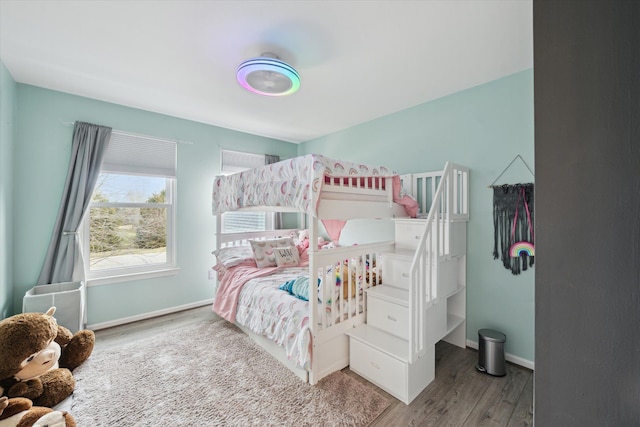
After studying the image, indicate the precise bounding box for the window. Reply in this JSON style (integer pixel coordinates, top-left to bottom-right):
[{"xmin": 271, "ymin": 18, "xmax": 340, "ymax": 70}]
[
  {"xmin": 83, "ymin": 131, "xmax": 177, "ymax": 283},
  {"xmin": 220, "ymin": 150, "xmax": 276, "ymax": 233}
]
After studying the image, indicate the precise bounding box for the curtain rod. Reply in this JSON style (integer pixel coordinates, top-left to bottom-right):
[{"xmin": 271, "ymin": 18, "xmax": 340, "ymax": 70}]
[{"xmin": 61, "ymin": 121, "xmax": 193, "ymax": 145}]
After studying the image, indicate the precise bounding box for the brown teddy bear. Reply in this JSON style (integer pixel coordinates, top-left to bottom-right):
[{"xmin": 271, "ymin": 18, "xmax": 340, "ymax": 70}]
[
  {"xmin": 0, "ymin": 396, "xmax": 76, "ymax": 427},
  {"xmin": 0, "ymin": 307, "xmax": 95, "ymax": 408}
]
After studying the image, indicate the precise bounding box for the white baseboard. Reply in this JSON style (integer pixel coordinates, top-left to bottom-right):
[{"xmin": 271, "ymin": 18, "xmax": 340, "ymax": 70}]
[
  {"xmin": 87, "ymin": 299, "xmax": 215, "ymax": 331},
  {"xmin": 87, "ymin": 304, "xmax": 536, "ymax": 371},
  {"xmin": 466, "ymin": 339, "xmax": 534, "ymax": 371}
]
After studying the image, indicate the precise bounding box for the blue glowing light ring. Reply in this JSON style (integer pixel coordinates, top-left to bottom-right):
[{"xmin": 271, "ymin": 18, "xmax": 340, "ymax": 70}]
[{"xmin": 236, "ymin": 57, "xmax": 301, "ymax": 96}]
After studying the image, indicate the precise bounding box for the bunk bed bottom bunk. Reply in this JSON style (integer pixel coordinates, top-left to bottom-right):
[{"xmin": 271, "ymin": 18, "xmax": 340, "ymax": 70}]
[
  {"xmin": 211, "ymin": 229, "xmax": 393, "ymax": 385},
  {"xmin": 234, "ymin": 323, "xmax": 350, "ymax": 383}
]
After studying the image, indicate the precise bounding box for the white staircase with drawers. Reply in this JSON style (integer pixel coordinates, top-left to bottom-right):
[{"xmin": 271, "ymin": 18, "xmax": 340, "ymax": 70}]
[{"xmin": 346, "ymin": 163, "xmax": 469, "ymax": 405}]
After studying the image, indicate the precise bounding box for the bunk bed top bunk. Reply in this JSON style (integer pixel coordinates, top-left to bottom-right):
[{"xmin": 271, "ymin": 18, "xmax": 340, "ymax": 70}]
[{"xmin": 212, "ymin": 153, "xmax": 418, "ymax": 220}]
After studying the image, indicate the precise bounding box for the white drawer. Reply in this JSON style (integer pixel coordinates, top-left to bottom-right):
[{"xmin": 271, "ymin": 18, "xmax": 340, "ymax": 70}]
[
  {"xmin": 367, "ymin": 297, "xmax": 409, "ymax": 340},
  {"xmin": 395, "ymin": 221, "xmax": 426, "ymax": 250},
  {"xmin": 381, "ymin": 257, "xmax": 411, "ymax": 290},
  {"xmin": 349, "ymin": 338, "xmax": 407, "ymax": 401}
]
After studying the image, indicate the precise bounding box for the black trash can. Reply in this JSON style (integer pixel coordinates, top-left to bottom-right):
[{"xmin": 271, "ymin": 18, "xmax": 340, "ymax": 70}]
[{"xmin": 476, "ymin": 328, "xmax": 506, "ymax": 376}]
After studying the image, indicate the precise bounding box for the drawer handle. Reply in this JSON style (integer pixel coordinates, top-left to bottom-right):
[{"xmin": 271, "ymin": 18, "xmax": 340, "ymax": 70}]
[
  {"xmin": 370, "ymin": 362, "xmax": 381, "ymax": 370},
  {"xmin": 402, "ymin": 273, "xmax": 409, "ymax": 278},
  {"xmin": 387, "ymin": 315, "xmax": 397, "ymax": 322}
]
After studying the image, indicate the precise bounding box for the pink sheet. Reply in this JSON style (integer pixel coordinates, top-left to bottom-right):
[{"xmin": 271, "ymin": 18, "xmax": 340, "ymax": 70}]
[{"xmin": 321, "ymin": 219, "xmax": 347, "ymax": 243}]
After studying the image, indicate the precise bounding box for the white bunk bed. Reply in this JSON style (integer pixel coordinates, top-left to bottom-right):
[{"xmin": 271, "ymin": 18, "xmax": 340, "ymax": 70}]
[{"xmin": 211, "ymin": 154, "xmax": 468, "ymax": 392}]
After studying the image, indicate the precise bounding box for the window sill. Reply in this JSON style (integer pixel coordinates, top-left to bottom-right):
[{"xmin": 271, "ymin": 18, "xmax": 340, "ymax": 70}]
[{"xmin": 86, "ymin": 267, "xmax": 180, "ymax": 287}]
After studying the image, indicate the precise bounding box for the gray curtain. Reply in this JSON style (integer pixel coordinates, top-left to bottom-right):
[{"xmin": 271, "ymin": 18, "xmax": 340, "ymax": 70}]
[
  {"xmin": 37, "ymin": 122, "xmax": 112, "ymax": 285},
  {"xmin": 265, "ymin": 154, "xmax": 282, "ymax": 228}
]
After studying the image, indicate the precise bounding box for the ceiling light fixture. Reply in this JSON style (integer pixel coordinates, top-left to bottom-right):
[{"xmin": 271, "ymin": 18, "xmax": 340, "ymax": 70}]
[{"xmin": 236, "ymin": 53, "xmax": 300, "ymax": 96}]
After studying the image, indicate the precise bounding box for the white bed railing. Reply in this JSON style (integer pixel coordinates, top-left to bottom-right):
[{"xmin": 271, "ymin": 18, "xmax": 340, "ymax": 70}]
[
  {"xmin": 311, "ymin": 241, "xmax": 394, "ymax": 330},
  {"xmin": 408, "ymin": 162, "xmax": 469, "ymax": 363},
  {"xmin": 322, "ymin": 175, "xmax": 392, "ymax": 198},
  {"xmin": 218, "ymin": 229, "xmax": 300, "ymax": 248}
]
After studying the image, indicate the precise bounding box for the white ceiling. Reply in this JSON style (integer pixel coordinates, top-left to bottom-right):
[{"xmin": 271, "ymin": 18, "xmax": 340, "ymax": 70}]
[{"xmin": 0, "ymin": 1, "xmax": 532, "ymax": 143}]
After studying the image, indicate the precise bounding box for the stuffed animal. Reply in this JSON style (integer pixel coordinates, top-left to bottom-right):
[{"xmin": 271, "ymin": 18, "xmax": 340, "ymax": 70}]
[
  {"xmin": 0, "ymin": 307, "xmax": 94, "ymax": 408},
  {"xmin": 339, "ymin": 259, "xmax": 380, "ymax": 300},
  {"xmin": 295, "ymin": 229, "xmax": 335, "ymax": 251},
  {"xmin": 0, "ymin": 396, "xmax": 76, "ymax": 427},
  {"xmin": 340, "ymin": 264, "xmax": 356, "ymax": 299}
]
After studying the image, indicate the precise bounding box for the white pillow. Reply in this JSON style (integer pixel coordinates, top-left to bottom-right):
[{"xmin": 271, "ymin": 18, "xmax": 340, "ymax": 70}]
[
  {"xmin": 212, "ymin": 246, "xmax": 254, "ymax": 269},
  {"xmin": 249, "ymin": 237, "xmax": 296, "ymax": 268},
  {"xmin": 274, "ymin": 246, "xmax": 300, "ymax": 267}
]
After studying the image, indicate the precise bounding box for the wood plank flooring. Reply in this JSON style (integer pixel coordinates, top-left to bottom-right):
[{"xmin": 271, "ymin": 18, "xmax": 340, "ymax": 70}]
[
  {"xmin": 92, "ymin": 306, "xmax": 533, "ymax": 426},
  {"xmin": 364, "ymin": 342, "xmax": 534, "ymax": 426}
]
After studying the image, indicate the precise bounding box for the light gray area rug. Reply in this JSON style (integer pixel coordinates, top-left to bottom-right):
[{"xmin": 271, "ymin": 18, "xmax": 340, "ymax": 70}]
[{"xmin": 71, "ymin": 319, "xmax": 390, "ymax": 426}]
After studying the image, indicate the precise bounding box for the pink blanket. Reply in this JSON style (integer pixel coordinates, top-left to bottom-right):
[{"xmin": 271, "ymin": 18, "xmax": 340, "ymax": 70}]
[
  {"xmin": 213, "ymin": 250, "xmax": 310, "ymax": 323},
  {"xmin": 213, "ymin": 260, "xmax": 279, "ymax": 322}
]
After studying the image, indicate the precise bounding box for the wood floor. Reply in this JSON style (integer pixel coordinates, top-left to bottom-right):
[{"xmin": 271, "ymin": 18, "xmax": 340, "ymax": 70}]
[
  {"xmin": 358, "ymin": 340, "xmax": 534, "ymax": 427},
  {"xmin": 92, "ymin": 306, "xmax": 533, "ymax": 426}
]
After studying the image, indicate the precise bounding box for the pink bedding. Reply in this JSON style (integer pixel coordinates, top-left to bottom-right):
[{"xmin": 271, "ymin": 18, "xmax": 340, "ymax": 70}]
[
  {"xmin": 213, "ymin": 250, "xmax": 310, "ymax": 322},
  {"xmin": 212, "ymin": 260, "xmax": 279, "ymax": 322}
]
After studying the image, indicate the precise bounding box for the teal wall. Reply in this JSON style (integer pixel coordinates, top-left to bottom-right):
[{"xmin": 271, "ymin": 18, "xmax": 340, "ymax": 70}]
[
  {"xmin": 0, "ymin": 62, "xmax": 16, "ymax": 318},
  {"xmin": 5, "ymin": 66, "xmax": 534, "ymax": 363},
  {"xmin": 299, "ymin": 69, "xmax": 535, "ymax": 363},
  {"xmin": 12, "ymin": 84, "xmax": 297, "ymax": 325}
]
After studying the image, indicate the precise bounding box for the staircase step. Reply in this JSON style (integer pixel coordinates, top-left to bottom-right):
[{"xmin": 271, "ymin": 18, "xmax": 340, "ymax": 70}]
[
  {"xmin": 345, "ymin": 324, "xmax": 409, "ymax": 363},
  {"xmin": 381, "ymin": 247, "xmax": 415, "ymax": 260},
  {"xmin": 367, "ymin": 285, "xmax": 409, "ymax": 307}
]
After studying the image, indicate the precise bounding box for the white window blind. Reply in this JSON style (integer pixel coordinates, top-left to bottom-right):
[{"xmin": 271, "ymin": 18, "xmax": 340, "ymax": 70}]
[
  {"xmin": 103, "ymin": 131, "xmax": 177, "ymax": 177},
  {"xmin": 220, "ymin": 149, "xmax": 273, "ymax": 232}
]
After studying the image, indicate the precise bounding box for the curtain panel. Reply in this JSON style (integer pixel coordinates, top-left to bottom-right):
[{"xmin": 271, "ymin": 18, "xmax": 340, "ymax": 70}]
[{"xmin": 37, "ymin": 122, "xmax": 112, "ymax": 285}]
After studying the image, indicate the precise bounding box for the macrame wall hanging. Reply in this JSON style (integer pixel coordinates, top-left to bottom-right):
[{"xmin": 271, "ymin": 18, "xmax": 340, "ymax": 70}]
[{"xmin": 490, "ymin": 155, "xmax": 535, "ymax": 275}]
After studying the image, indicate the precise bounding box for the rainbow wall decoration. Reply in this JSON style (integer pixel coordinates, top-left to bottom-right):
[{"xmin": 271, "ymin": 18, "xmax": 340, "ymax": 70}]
[{"xmin": 510, "ymin": 241, "xmax": 535, "ymax": 257}]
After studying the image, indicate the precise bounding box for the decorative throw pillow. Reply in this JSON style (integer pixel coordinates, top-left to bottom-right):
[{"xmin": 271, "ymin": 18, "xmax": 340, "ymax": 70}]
[
  {"xmin": 212, "ymin": 246, "xmax": 254, "ymax": 270},
  {"xmin": 249, "ymin": 237, "xmax": 296, "ymax": 268},
  {"xmin": 274, "ymin": 246, "xmax": 300, "ymax": 267}
]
